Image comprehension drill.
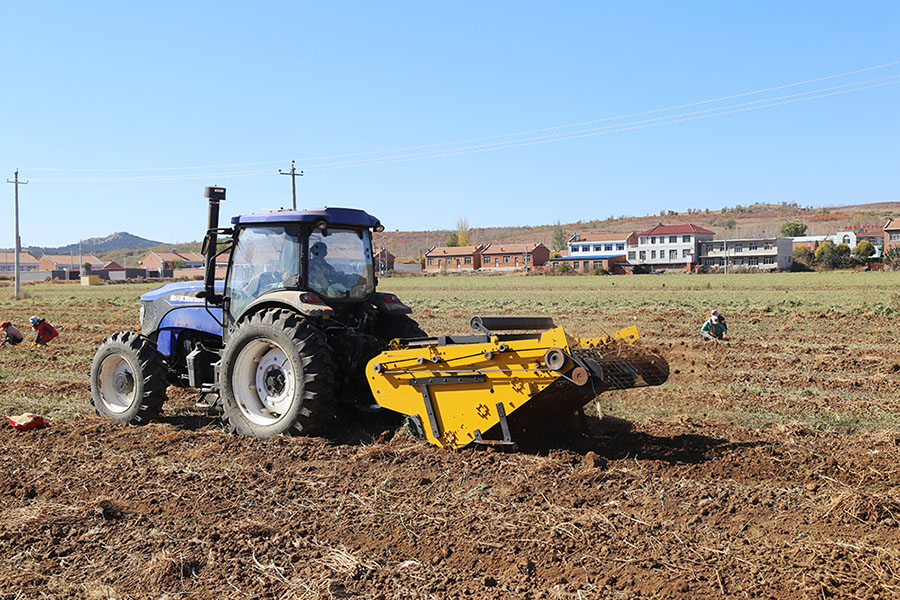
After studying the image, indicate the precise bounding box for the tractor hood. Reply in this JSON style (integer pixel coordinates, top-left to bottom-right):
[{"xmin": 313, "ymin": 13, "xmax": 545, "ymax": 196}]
[
  {"xmin": 139, "ymin": 281, "xmax": 226, "ymax": 343},
  {"xmin": 141, "ymin": 281, "xmax": 224, "ymax": 304}
]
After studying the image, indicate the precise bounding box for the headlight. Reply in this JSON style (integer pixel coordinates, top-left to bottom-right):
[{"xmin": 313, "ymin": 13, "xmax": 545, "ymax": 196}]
[{"xmin": 139, "ymin": 304, "xmax": 146, "ymax": 328}]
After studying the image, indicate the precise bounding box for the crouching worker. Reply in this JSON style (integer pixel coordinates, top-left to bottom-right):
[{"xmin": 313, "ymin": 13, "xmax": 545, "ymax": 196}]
[
  {"xmin": 701, "ymin": 313, "xmax": 727, "ymax": 341},
  {"xmin": 29, "ymin": 316, "xmax": 58, "ymax": 347},
  {"xmin": 0, "ymin": 321, "xmax": 24, "ymax": 346}
]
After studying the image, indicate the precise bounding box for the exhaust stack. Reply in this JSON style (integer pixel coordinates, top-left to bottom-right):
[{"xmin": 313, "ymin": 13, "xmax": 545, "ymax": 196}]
[{"xmin": 202, "ymin": 186, "xmax": 226, "ymax": 305}]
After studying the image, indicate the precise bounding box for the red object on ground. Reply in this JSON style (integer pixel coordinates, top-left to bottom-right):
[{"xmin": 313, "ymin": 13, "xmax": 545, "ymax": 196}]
[{"xmin": 7, "ymin": 413, "xmax": 46, "ymax": 431}]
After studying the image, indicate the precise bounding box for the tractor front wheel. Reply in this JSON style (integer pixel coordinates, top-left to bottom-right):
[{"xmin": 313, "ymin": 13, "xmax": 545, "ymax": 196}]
[
  {"xmin": 220, "ymin": 309, "xmax": 335, "ymax": 438},
  {"xmin": 90, "ymin": 331, "xmax": 168, "ymax": 425}
]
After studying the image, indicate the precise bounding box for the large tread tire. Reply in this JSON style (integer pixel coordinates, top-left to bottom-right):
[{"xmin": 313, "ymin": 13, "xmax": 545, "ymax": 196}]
[
  {"xmin": 90, "ymin": 331, "xmax": 168, "ymax": 425},
  {"xmin": 220, "ymin": 309, "xmax": 335, "ymax": 438},
  {"xmin": 374, "ymin": 313, "xmax": 427, "ymax": 342}
]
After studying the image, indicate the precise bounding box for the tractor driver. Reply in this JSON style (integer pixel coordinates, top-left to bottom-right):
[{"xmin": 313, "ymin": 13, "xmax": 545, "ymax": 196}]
[{"xmin": 308, "ymin": 241, "xmax": 348, "ymax": 297}]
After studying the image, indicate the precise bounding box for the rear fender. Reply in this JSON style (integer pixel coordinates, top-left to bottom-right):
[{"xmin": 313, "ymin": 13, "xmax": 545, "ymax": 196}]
[
  {"xmin": 372, "ymin": 292, "xmax": 412, "ymax": 315},
  {"xmin": 234, "ymin": 291, "xmax": 334, "ymax": 326}
]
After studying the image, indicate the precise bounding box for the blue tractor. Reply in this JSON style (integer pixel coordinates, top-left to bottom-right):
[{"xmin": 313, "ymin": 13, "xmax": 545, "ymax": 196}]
[{"xmin": 90, "ymin": 186, "xmax": 425, "ymax": 438}]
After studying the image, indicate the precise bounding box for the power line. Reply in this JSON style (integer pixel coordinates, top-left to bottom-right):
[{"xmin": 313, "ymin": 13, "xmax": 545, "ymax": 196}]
[
  {"xmin": 23, "ymin": 62, "xmax": 900, "ymax": 182},
  {"xmin": 300, "ymin": 76, "xmax": 900, "ymax": 171}
]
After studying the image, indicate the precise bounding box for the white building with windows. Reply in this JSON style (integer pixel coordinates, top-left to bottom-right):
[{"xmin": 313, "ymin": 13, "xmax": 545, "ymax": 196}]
[
  {"xmin": 627, "ymin": 224, "xmax": 715, "ymax": 271},
  {"xmin": 698, "ymin": 237, "xmax": 793, "ymax": 271}
]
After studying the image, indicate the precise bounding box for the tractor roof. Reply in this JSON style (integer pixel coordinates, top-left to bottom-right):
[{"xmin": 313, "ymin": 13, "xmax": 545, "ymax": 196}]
[{"xmin": 232, "ymin": 207, "xmax": 381, "ymax": 229}]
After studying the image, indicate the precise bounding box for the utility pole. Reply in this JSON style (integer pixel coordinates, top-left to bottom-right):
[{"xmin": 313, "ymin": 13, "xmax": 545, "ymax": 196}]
[
  {"xmin": 6, "ymin": 170, "xmax": 28, "ymax": 299},
  {"xmin": 278, "ymin": 160, "xmax": 303, "ymax": 210}
]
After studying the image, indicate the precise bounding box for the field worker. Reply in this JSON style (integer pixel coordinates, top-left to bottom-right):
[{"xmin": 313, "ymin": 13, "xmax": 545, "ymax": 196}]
[
  {"xmin": 0, "ymin": 321, "xmax": 24, "ymax": 346},
  {"xmin": 700, "ymin": 313, "xmax": 727, "ymax": 341},
  {"xmin": 30, "ymin": 316, "xmax": 59, "ymax": 347},
  {"xmin": 710, "ymin": 309, "xmax": 729, "ymax": 338}
]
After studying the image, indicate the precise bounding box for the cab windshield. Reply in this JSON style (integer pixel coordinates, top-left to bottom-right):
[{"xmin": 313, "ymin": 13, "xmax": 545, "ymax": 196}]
[
  {"xmin": 308, "ymin": 228, "xmax": 374, "ymax": 300},
  {"xmin": 227, "ymin": 225, "xmax": 300, "ymax": 318}
]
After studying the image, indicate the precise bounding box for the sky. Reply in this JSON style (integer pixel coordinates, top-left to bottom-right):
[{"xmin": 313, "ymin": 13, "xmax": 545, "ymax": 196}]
[{"xmin": 1, "ymin": 1, "xmax": 898, "ymax": 247}]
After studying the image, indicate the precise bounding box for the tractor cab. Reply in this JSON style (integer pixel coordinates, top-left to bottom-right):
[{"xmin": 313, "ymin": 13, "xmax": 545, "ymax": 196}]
[{"xmin": 223, "ymin": 208, "xmax": 382, "ymax": 323}]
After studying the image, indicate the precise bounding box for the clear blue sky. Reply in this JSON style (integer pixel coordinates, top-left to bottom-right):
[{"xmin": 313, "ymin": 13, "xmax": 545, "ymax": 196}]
[{"xmin": 2, "ymin": 1, "xmax": 898, "ymax": 247}]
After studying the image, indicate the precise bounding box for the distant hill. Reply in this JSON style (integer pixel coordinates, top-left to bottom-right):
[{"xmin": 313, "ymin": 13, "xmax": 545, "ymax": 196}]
[{"xmin": 23, "ymin": 232, "xmax": 164, "ymax": 257}]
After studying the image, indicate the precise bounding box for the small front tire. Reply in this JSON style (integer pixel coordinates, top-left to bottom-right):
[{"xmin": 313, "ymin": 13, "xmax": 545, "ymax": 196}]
[{"xmin": 90, "ymin": 331, "xmax": 168, "ymax": 425}]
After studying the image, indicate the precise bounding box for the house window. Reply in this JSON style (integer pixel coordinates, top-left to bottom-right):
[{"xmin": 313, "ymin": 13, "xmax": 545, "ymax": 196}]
[
  {"xmin": 515, "ymin": 256, "xmax": 520, "ymax": 266},
  {"xmin": 749, "ymin": 257, "xmax": 759, "ymax": 266},
  {"xmin": 763, "ymin": 257, "xmax": 775, "ymax": 265},
  {"xmin": 669, "ymin": 249, "xmax": 677, "ymax": 260},
  {"xmin": 669, "ymin": 236, "xmax": 677, "ymax": 243},
  {"xmin": 734, "ymin": 245, "xmax": 743, "ymax": 253},
  {"xmin": 764, "ymin": 243, "xmax": 772, "ymax": 250},
  {"xmin": 604, "ymin": 244, "xmax": 613, "ymax": 251},
  {"xmin": 749, "ymin": 243, "xmax": 758, "ymax": 251},
  {"xmin": 682, "ymin": 235, "xmax": 691, "ymax": 243},
  {"xmin": 582, "ymin": 245, "xmax": 591, "ymax": 252},
  {"xmin": 592, "ymin": 261, "xmax": 601, "ymax": 269},
  {"xmin": 628, "ymin": 251, "xmax": 636, "ymax": 260},
  {"xmin": 682, "ymin": 249, "xmax": 690, "ymax": 258},
  {"xmin": 616, "ymin": 244, "xmax": 624, "ymax": 251},
  {"xmin": 504, "ymin": 255, "xmax": 510, "ymax": 263},
  {"xmin": 464, "ymin": 256, "xmax": 472, "ymax": 264},
  {"xmin": 890, "ymin": 233, "xmax": 900, "ymax": 241},
  {"xmin": 651, "ymin": 250, "xmax": 657, "ymax": 259},
  {"xmin": 525, "ymin": 255, "xmax": 531, "ymax": 263},
  {"xmin": 639, "ymin": 251, "xmax": 646, "ymax": 260},
  {"xmin": 495, "ymin": 257, "xmax": 499, "ymax": 266},
  {"xmin": 640, "ymin": 237, "xmax": 647, "ymax": 244},
  {"xmin": 593, "ymin": 245, "xmax": 602, "ymax": 252},
  {"xmin": 842, "ymin": 235, "xmax": 851, "ymax": 244},
  {"xmin": 427, "ymin": 258, "xmax": 434, "ymax": 266},
  {"xmin": 650, "ymin": 237, "xmax": 656, "ymax": 244},
  {"xmin": 582, "ymin": 261, "xmax": 589, "ymax": 270}
]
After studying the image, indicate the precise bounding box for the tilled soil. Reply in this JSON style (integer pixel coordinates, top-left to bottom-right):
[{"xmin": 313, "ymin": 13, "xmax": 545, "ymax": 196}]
[
  {"xmin": 2, "ymin": 414, "xmax": 898, "ymax": 599},
  {"xmin": 2, "ymin": 283, "xmax": 900, "ymax": 598}
]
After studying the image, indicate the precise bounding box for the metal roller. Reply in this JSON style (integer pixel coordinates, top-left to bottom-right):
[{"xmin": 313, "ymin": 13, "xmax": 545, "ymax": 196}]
[{"xmin": 470, "ymin": 315, "xmax": 556, "ymax": 333}]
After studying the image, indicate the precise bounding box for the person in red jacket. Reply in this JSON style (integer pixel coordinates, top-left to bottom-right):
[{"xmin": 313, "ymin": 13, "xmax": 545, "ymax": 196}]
[{"xmin": 29, "ymin": 316, "xmax": 58, "ymax": 347}]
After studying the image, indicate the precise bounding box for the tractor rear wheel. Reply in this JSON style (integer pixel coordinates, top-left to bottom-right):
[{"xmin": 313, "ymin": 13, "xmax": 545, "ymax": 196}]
[
  {"xmin": 220, "ymin": 309, "xmax": 335, "ymax": 438},
  {"xmin": 91, "ymin": 331, "xmax": 168, "ymax": 425}
]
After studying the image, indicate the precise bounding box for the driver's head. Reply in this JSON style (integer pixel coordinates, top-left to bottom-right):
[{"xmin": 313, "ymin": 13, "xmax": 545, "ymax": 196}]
[{"xmin": 310, "ymin": 241, "xmax": 328, "ymax": 259}]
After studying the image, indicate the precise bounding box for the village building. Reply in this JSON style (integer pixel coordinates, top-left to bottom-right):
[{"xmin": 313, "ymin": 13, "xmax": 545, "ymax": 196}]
[
  {"xmin": 885, "ymin": 219, "xmax": 900, "ymax": 255},
  {"xmin": 38, "ymin": 254, "xmax": 104, "ymax": 272},
  {"xmin": 0, "ymin": 252, "xmax": 40, "ymax": 273},
  {"xmin": 551, "ymin": 232, "xmax": 635, "ymax": 274},
  {"xmin": 790, "ymin": 235, "xmax": 830, "ymax": 252},
  {"xmin": 140, "ymin": 249, "xmax": 205, "ymax": 271},
  {"xmin": 627, "ymin": 224, "xmax": 715, "ymax": 271},
  {"xmin": 481, "ymin": 243, "xmax": 549, "ymax": 270},
  {"xmin": 374, "ymin": 248, "xmax": 395, "ymax": 272},
  {"xmin": 424, "ymin": 245, "xmax": 484, "ymax": 271},
  {"xmin": 103, "ymin": 260, "xmax": 125, "ymax": 271},
  {"xmin": 698, "ymin": 237, "xmax": 794, "ymax": 271}
]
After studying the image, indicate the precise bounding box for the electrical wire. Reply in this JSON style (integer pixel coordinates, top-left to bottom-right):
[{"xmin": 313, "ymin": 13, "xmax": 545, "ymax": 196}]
[
  {"xmin": 299, "ymin": 75, "xmax": 900, "ymax": 172},
  {"xmin": 23, "ymin": 62, "xmax": 900, "ymax": 182}
]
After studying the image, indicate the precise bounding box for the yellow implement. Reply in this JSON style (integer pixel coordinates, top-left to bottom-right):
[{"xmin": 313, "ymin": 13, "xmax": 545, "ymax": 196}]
[{"xmin": 366, "ymin": 316, "xmax": 668, "ymax": 449}]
